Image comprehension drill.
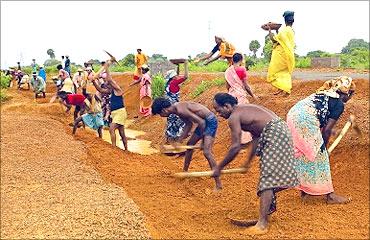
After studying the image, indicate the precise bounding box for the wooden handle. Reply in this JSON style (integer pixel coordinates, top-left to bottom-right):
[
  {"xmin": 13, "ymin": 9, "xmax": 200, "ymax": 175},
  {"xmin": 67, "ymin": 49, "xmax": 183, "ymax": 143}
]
[
  {"xmin": 328, "ymin": 120, "xmax": 352, "ymax": 154},
  {"xmin": 160, "ymin": 145, "xmax": 201, "ymax": 153},
  {"xmin": 173, "ymin": 168, "xmax": 247, "ymax": 179}
]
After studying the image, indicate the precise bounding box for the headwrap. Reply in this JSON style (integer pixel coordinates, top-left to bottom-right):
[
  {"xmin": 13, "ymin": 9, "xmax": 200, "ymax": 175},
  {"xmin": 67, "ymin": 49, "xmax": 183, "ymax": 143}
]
[
  {"xmin": 316, "ymin": 76, "xmax": 356, "ymax": 98},
  {"xmin": 165, "ymin": 69, "xmax": 177, "ymax": 81},
  {"xmin": 283, "ymin": 11, "xmax": 294, "ymax": 22},
  {"xmin": 215, "ymin": 36, "xmax": 225, "ymax": 42}
]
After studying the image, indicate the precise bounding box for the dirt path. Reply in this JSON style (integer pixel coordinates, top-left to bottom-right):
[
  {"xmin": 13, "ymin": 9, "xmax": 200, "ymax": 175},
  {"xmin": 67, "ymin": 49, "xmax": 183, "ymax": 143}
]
[
  {"xmin": 0, "ymin": 91, "xmax": 150, "ymax": 239},
  {"xmin": 1, "ymin": 73, "xmax": 369, "ymax": 239}
]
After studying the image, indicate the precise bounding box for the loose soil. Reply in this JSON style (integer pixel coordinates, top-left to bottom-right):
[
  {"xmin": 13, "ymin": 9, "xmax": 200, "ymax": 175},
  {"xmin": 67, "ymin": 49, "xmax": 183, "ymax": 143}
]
[{"xmin": 1, "ymin": 72, "xmax": 369, "ymax": 239}]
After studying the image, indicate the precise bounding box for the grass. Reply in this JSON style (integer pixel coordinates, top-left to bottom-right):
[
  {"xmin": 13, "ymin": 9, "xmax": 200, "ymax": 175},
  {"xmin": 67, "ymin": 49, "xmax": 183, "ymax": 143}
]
[
  {"xmin": 187, "ymin": 61, "xmax": 229, "ymax": 72},
  {"xmin": 191, "ymin": 78, "xmax": 225, "ymax": 98}
]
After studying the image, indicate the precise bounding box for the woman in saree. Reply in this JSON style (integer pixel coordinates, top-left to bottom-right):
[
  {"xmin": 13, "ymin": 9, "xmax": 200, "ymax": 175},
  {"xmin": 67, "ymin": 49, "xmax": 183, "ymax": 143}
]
[
  {"xmin": 267, "ymin": 11, "xmax": 295, "ymax": 96},
  {"xmin": 129, "ymin": 65, "xmax": 152, "ymax": 117},
  {"xmin": 286, "ymin": 76, "xmax": 355, "ymax": 204},
  {"xmin": 164, "ymin": 60, "xmax": 189, "ymax": 142},
  {"xmin": 224, "ymin": 53, "xmax": 258, "ymax": 144}
]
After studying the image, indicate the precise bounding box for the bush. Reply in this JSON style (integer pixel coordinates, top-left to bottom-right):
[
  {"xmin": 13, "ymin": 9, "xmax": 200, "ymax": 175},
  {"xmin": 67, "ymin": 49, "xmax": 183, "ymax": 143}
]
[
  {"xmin": 340, "ymin": 48, "xmax": 369, "ymax": 69},
  {"xmin": 295, "ymin": 57, "xmax": 311, "ymax": 68},
  {"xmin": 151, "ymin": 73, "xmax": 166, "ymax": 99},
  {"xmin": 1, "ymin": 73, "xmax": 11, "ymax": 88},
  {"xmin": 1, "ymin": 73, "xmax": 12, "ymax": 102},
  {"xmin": 44, "ymin": 58, "xmax": 61, "ymax": 67}
]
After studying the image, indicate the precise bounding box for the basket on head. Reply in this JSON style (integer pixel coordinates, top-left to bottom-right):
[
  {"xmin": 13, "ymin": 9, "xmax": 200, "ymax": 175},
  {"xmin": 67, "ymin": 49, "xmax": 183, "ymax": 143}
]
[{"xmin": 261, "ymin": 22, "xmax": 282, "ymax": 31}]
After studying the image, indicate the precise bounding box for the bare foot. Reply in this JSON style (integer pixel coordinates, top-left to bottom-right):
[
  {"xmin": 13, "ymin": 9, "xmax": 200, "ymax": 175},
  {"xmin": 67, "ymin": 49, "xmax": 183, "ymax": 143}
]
[
  {"xmin": 244, "ymin": 224, "xmax": 268, "ymax": 235},
  {"xmin": 229, "ymin": 218, "xmax": 258, "ymax": 227},
  {"xmin": 300, "ymin": 191, "xmax": 309, "ymax": 202},
  {"xmin": 327, "ymin": 193, "xmax": 352, "ymax": 204},
  {"xmin": 273, "ymin": 89, "xmax": 283, "ymax": 95}
]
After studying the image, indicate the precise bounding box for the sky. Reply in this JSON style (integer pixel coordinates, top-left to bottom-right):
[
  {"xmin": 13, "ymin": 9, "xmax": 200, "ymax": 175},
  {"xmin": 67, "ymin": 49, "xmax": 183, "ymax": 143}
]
[{"xmin": 1, "ymin": 1, "xmax": 369, "ymax": 68}]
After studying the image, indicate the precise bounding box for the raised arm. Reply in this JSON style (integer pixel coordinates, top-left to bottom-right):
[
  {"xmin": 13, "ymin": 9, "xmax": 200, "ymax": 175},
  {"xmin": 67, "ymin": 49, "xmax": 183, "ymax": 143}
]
[
  {"xmin": 268, "ymin": 26, "xmax": 278, "ymax": 43},
  {"xmin": 91, "ymin": 79, "xmax": 111, "ymax": 94}
]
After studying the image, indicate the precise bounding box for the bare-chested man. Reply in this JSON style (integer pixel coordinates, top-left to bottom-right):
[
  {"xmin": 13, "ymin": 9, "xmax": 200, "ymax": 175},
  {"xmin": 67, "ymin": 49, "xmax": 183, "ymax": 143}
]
[
  {"xmin": 212, "ymin": 93, "xmax": 298, "ymax": 235},
  {"xmin": 151, "ymin": 98, "xmax": 222, "ymax": 190}
]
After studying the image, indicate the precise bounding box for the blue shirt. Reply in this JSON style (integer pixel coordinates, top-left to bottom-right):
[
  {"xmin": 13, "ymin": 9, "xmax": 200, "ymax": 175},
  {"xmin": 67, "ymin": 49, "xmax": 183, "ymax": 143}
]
[{"xmin": 38, "ymin": 69, "xmax": 46, "ymax": 82}]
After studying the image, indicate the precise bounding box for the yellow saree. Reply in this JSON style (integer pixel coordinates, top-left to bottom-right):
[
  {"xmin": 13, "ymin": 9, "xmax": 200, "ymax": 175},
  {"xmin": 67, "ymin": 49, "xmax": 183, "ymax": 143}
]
[
  {"xmin": 267, "ymin": 26, "xmax": 295, "ymax": 94},
  {"xmin": 134, "ymin": 53, "xmax": 148, "ymax": 79}
]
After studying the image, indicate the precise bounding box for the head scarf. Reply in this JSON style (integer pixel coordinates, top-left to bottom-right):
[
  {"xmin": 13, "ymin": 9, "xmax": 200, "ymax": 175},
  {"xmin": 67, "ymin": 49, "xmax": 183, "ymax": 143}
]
[
  {"xmin": 165, "ymin": 69, "xmax": 177, "ymax": 82},
  {"xmin": 316, "ymin": 76, "xmax": 356, "ymax": 98},
  {"xmin": 283, "ymin": 11, "xmax": 294, "ymax": 22},
  {"xmin": 215, "ymin": 36, "xmax": 225, "ymax": 42}
]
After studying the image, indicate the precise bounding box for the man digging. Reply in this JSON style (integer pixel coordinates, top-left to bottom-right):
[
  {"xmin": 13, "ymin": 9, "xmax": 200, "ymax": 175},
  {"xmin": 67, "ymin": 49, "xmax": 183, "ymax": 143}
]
[
  {"xmin": 212, "ymin": 93, "xmax": 298, "ymax": 235},
  {"xmin": 30, "ymin": 72, "xmax": 46, "ymax": 99},
  {"xmin": 151, "ymin": 97, "xmax": 222, "ymax": 190}
]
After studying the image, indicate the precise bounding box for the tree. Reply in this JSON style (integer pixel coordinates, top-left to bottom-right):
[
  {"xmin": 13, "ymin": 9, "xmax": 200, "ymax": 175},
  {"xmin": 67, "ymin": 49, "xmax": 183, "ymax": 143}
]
[
  {"xmin": 151, "ymin": 54, "xmax": 167, "ymax": 61},
  {"xmin": 119, "ymin": 54, "xmax": 135, "ymax": 67},
  {"xmin": 262, "ymin": 35, "xmax": 273, "ymax": 61},
  {"xmin": 249, "ymin": 40, "xmax": 261, "ymax": 58},
  {"xmin": 341, "ymin": 39, "xmax": 369, "ymax": 54},
  {"xmin": 44, "ymin": 58, "xmax": 60, "ymax": 67},
  {"xmin": 306, "ymin": 50, "xmax": 331, "ymax": 58},
  {"xmin": 47, "ymin": 49, "xmax": 55, "ymax": 59}
]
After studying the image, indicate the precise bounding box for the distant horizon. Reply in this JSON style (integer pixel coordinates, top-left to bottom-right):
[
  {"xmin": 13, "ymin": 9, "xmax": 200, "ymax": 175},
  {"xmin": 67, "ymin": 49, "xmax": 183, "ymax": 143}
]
[{"xmin": 1, "ymin": 1, "xmax": 369, "ymax": 69}]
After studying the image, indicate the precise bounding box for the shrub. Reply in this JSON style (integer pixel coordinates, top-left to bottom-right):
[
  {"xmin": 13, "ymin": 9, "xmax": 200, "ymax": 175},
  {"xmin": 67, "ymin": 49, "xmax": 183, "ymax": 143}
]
[
  {"xmin": 151, "ymin": 73, "xmax": 166, "ymax": 99},
  {"xmin": 1, "ymin": 73, "xmax": 11, "ymax": 88},
  {"xmin": 295, "ymin": 57, "xmax": 311, "ymax": 68},
  {"xmin": 1, "ymin": 73, "xmax": 12, "ymax": 102},
  {"xmin": 340, "ymin": 48, "xmax": 369, "ymax": 69}
]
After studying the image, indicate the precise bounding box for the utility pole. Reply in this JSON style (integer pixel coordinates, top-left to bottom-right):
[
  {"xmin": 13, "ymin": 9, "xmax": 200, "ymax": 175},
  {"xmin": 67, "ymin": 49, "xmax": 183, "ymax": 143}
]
[
  {"xmin": 208, "ymin": 20, "xmax": 211, "ymax": 42},
  {"xmin": 20, "ymin": 52, "xmax": 24, "ymax": 66}
]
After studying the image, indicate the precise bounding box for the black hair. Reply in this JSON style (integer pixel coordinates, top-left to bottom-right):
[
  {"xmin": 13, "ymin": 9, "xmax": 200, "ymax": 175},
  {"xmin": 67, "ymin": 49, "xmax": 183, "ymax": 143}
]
[
  {"xmin": 214, "ymin": 93, "xmax": 238, "ymax": 106},
  {"xmin": 151, "ymin": 97, "xmax": 172, "ymax": 115},
  {"xmin": 101, "ymin": 61, "xmax": 106, "ymax": 65},
  {"xmin": 142, "ymin": 67, "xmax": 150, "ymax": 74},
  {"xmin": 232, "ymin": 53, "xmax": 243, "ymax": 64},
  {"xmin": 137, "ymin": 49, "xmax": 142, "ymax": 52},
  {"xmin": 57, "ymin": 91, "xmax": 68, "ymax": 100},
  {"xmin": 57, "ymin": 64, "xmax": 63, "ymax": 70}
]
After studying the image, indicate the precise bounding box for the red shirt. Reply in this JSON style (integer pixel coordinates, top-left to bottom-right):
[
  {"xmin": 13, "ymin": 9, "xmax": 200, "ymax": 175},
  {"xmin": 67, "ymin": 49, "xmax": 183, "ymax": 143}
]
[
  {"xmin": 66, "ymin": 94, "xmax": 86, "ymax": 106},
  {"xmin": 168, "ymin": 75, "xmax": 186, "ymax": 93},
  {"xmin": 235, "ymin": 66, "xmax": 247, "ymax": 82}
]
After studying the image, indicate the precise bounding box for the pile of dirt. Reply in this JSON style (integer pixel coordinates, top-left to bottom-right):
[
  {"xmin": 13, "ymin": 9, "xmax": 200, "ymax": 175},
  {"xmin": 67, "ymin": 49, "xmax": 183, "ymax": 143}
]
[
  {"xmin": 1, "ymin": 94, "xmax": 150, "ymax": 239},
  {"xmin": 1, "ymin": 72, "xmax": 368, "ymax": 239}
]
